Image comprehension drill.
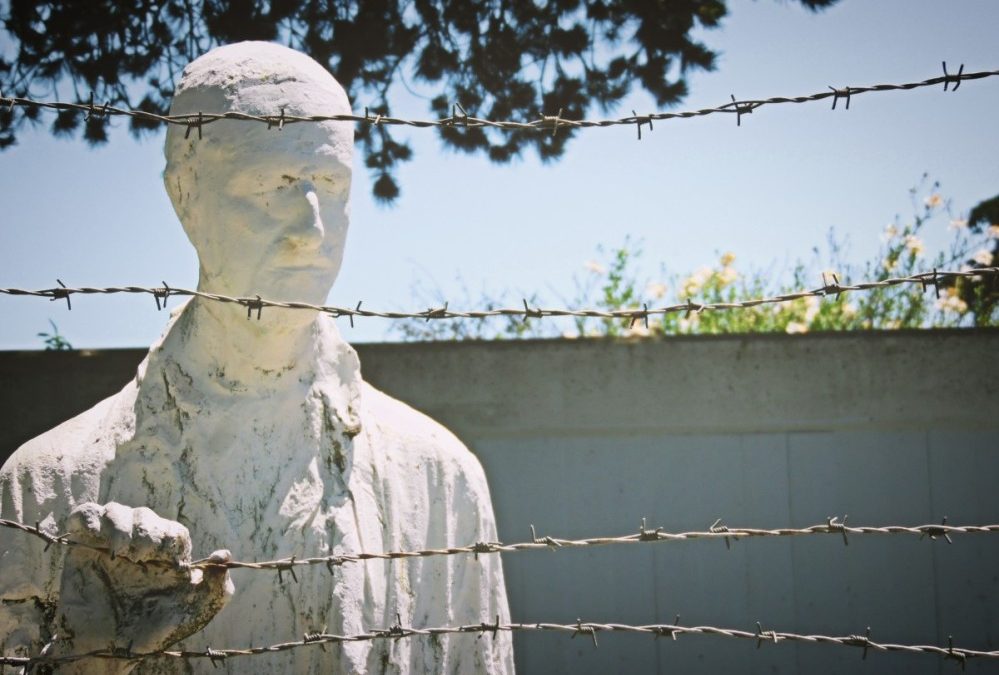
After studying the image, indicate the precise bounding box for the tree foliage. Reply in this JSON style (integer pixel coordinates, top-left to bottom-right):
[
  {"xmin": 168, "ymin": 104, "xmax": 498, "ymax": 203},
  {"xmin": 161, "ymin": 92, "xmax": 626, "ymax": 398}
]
[{"xmin": 1, "ymin": 0, "xmax": 836, "ymax": 202}]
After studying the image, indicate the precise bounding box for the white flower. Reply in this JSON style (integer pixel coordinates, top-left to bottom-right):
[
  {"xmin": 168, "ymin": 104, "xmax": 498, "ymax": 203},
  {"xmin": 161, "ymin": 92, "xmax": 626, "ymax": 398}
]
[
  {"xmin": 584, "ymin": 260, "xmax": 606, "ymax": 275},
  {"xmin": 718, "ymin": 266, "xmax": 738, "ymax": 286},
  {"xmin": 682, "ymin": 266, "xmax": 712, "ymax": 297},
  {"xmin": 882, "ymin": 224, "xmax": 899, "ymax": 241},
  {"xmin": 681, "ymin": 277, "xmax": 699, "ymax": 297},
  {"xmin": 943, "ymin": 297, "xmax": 969, "ymax": 313},
  {"xmin": 842, "ymin": 302, "xmax": 857, "ymax": 317},
  {"xmin": 882, "ymin": 258, "xmax": 898, "ymax": 272},
  {"xmin": 949, "ymin": 218, "xmax": 968, "ymax": 230},
  {"xmin": 785, "ymin": 321, "xmax": 808, "ymax": 334},
  {"xmin": 678, "ymin": 313, "xmax": 700, "ymax": 332},
  {"xmin": 803, "ymin": 295, "xmax": 821, "ymax": 323},
  {"xmin": 924, "ymin": 194, "xmax": 942, "ymax": 208},
  {"xmin": 720, "ymin": 251, "xmax": 736, "ymax": 267},
  {"xmin": 623, "ymin": 323, "xmax": 651, "ymax": 338},
  {"xmin": 936, "ymin": 288, "xmax": 968, "ymax": 314},
  {"xmin": 645, "ymin": 281, "xmax": 668, "ymax": 299},
  {"xmin": 972, "ymin": 249, "xmax": 993, "ymax": 266},
  {"xmin": 883, "ymin": 320, "xmax": 902, "ymax": 330},
  {"xmin": 904, "ymin": 235, "xmax": 924, "ymax": 256}
]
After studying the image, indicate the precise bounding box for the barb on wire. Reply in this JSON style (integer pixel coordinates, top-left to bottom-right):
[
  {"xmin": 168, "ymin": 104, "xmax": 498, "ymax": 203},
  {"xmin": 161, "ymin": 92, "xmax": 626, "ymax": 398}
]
[
  {"xmin": 1, "ymin": 618, "xmax": 997, "ymax": 668},
  {"xmin": 0, "ymin": 66, "xmax": 995, "ymax": 136},
  {"xmin": 6, "ymin": 516, "xmax": 998, "ymax": 576},
  {"xmin": 1, "ymin": 268, "xmax": 996, "ymax": 324}
]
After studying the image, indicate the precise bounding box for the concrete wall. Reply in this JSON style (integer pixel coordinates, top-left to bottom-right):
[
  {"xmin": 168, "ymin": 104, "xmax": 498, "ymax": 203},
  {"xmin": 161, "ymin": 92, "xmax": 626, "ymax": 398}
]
[{"xmin": 2, "ymin": 330, "xmax": 998, "ymax": 674}]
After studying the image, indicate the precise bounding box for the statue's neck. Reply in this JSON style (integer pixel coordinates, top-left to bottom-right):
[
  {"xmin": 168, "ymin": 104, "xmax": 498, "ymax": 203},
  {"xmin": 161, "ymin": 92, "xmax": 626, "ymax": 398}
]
[
  {"xmin": 127, "ymin": 297, "xmax": 363, "ymax": 457},
  {"xmin": 164, "ymin": 298, "xmax": 327, "ymax": 391}
]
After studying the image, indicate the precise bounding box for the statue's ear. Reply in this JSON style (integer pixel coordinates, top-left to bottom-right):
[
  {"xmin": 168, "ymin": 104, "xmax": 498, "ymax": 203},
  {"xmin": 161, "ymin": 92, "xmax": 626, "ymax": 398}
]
[{"xmin": 162, "ymin": 160, "xmax": 205, "ymax": 257}]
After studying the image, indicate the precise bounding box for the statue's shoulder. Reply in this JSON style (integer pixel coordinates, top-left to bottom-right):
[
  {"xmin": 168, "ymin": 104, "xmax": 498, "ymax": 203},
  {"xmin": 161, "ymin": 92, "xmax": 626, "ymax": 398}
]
[
  {"xmin": 0, "ymin": 380, "xmax": 138, "ymax": 604},
  {"xmin": 358, "ymin": 381, "xmax": 486, "ymax": 480},
  {"xmin": 1, "ymin": 380, "xmax": 138, "ymax": 518},
  {"xmin": 357, "ymin": 381, "xmax": 500, "ymax": 539}
]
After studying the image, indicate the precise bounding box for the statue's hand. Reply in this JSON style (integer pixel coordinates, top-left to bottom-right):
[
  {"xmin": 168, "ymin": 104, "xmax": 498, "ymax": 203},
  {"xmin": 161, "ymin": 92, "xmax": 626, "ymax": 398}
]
[{"xmin": 56, "ymin": 502, "xmax": 233, "ymax": 671}]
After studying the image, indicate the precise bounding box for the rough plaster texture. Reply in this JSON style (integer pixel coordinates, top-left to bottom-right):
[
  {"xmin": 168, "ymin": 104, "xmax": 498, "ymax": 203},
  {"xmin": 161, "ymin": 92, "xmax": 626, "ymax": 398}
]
[
  {"xmin": 0, "ymin": 42, "xmax": 511, "ymax": 674},
  {"xmin": 2, "ymin": 330, "xmax": 997, "ymax": 673}
]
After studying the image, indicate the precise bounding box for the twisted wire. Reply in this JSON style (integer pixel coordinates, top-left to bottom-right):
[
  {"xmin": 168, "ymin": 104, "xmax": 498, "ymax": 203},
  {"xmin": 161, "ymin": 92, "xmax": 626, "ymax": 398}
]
[
  {"xmin": 1, "ymin": 268, "xmax": 995, "ymax": 323},
  {"xmin": 1, "ymin": 618, "xmax": 994, "ymax": 668},
  {"xmin": 1, "ymin": 64, "xmax": 994, "ymax": 137},
  {"xmin": 3, "ymin": 516, "xmax": 990, "ymax": 576}
]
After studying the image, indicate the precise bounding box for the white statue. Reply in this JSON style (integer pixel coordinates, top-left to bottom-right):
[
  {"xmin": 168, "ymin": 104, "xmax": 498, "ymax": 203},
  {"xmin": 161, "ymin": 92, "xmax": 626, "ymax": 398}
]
[{"xmin": 0, "ymin": 42, "xmax": 513, "ymax": 674}]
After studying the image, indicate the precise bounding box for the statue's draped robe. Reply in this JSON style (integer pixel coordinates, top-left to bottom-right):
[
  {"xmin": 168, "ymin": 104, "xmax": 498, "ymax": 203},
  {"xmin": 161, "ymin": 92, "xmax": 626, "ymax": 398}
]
[{"xmin": 0, "ymin": 303, "xmax": 513, "ymax": 674}]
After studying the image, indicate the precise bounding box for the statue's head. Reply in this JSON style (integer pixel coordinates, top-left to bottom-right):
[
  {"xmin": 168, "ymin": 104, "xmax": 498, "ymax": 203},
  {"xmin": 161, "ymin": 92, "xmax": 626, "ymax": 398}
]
[{"xmin": 164, "ymin": 42, "xmax": 352, "ymax": 307}]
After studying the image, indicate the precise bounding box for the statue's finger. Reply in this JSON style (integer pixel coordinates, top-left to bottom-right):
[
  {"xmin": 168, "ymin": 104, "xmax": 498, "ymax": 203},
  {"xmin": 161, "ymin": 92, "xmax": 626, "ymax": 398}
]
[
  {"xmin": 64, "ymin": 502, "xmax": 105, "ymax": 546},
  {"xmin": 100, "ymin": 502, "xmax": 136, "ymax": 558},
  {"xmin": 190, "ymin": 549, "xmax": 234, "ymax": 591},
  {"xmin": 203, "ymin": 549, "xmax": 232, "ymax": 565},
  {"xmin": 129, "ymin": 506, "xmax": 192, "ymax": 564}
]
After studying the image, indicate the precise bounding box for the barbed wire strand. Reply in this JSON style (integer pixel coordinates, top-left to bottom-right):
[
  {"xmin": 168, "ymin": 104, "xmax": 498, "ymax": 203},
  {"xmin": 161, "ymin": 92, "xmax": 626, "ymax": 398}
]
[
  {"xmin": 1, "ymin": 268, "xmax": 996, "ymax": 324},
  {"xmin": 0, "ymin": 63, "xmax": 994, "ymax": 136},
  {"xmin": 0, "ymin": 617, "xmax": 995, "ymax": 668},
  {"xmin": 3, "ymin": 516, "xmax": 993, "ymax": 577}
]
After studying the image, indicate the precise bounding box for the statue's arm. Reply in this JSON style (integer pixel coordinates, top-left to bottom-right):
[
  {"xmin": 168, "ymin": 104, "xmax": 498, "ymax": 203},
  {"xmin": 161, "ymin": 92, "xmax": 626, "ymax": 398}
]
[
  {"xmin": 0, "ymin": 451, "xmax": 58, "ymax": 657},
  {"xmin": 52, "ymin": 502, "xmax": 234, "ymax": 675},
  {"xmin": 358, "ymin": 383, "xmax": 515, "ymax": 672},
  {"xmin": 1, "ymin": 437, "xmax": 233, "ymax": 673},
  {"xmin": 412, "ymin": 424, "xmax": 514, "ymax": 673},
  {"xmin": 448, "ymin": 459, "xmax": 515, "ymax": 673},
  {"xmin": 0, "ymin": 584, "xmax": 51, "ymax": 663}
]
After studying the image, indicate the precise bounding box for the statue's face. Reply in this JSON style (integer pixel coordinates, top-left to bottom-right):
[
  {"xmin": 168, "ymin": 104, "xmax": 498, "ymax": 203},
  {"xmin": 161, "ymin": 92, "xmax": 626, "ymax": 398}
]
[
  {"xmin": 169, "ymin": 120, "xmax": 352, "ymax": 305},
  {"xmin": 163, "ymin": 42, "xmax": 354, "ymax": 308}
]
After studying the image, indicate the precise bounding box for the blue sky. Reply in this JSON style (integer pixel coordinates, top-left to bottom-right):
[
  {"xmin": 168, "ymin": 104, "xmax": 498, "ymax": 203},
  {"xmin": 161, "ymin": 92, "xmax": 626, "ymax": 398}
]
[{"xmin": 1, "ymin": 0, "xmax": 998, "ymax": 349}]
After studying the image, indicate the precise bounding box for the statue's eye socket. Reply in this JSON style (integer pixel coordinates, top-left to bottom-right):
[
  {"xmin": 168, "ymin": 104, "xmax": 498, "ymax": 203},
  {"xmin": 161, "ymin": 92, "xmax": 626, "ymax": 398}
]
[
  {"xmin": 227, "ymin": 178, "xmax": 289, "ymax": 199},
  {"xmin": 228, "ymin": 172, "xmax": 341, "ymax": 197}
]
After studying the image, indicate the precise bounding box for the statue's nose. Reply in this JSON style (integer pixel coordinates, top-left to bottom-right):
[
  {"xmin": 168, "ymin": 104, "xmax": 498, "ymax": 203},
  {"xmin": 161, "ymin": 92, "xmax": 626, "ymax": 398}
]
[{"xmin": 285, "ymin": 182, "xmax": 325, "ymax": 248}]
